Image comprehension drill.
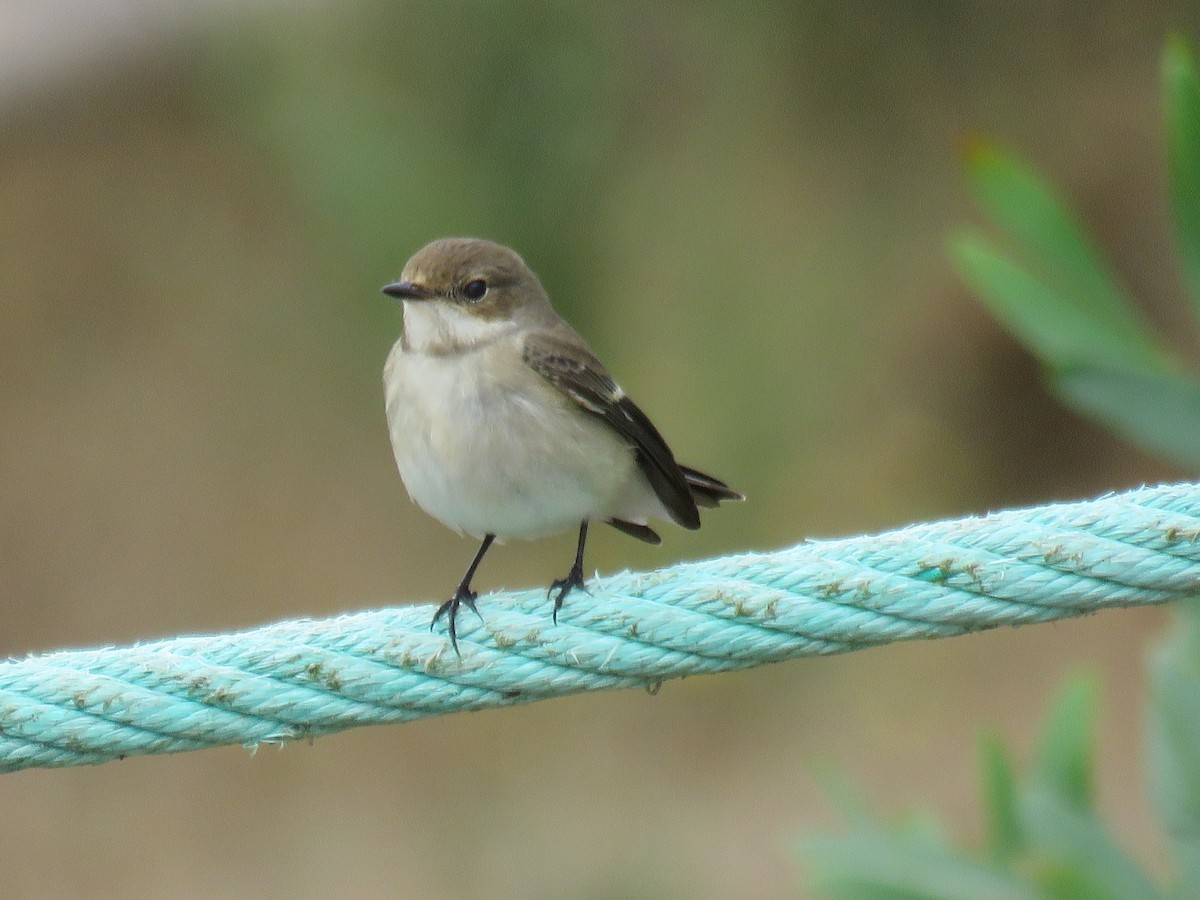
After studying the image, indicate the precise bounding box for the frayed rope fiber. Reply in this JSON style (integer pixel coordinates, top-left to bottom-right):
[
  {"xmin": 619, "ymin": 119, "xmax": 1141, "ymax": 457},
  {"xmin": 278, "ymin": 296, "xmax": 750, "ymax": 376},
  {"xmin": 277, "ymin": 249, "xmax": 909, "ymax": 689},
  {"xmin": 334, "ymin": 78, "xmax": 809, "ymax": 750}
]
[{"xmin": 4, "ymin": 482, "xmax": 1199, "ymax": 773}]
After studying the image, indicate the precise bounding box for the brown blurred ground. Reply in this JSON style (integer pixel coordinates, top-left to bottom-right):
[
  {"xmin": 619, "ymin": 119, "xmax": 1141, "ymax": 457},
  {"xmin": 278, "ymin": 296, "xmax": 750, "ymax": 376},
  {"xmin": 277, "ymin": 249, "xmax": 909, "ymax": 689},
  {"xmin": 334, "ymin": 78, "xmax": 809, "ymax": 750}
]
[{"xmin": 0, "ymin": 3, "xmax": 1195, "ymax": 897}]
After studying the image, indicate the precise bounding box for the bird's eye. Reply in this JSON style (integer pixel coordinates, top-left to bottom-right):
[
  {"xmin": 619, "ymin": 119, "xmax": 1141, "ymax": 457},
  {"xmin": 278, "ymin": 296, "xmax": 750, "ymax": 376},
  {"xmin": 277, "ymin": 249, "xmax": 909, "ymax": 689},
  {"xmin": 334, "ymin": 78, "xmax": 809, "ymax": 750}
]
[{"xmin": 462, "ymin": 279, "xmax": 488, "ymax": 301}]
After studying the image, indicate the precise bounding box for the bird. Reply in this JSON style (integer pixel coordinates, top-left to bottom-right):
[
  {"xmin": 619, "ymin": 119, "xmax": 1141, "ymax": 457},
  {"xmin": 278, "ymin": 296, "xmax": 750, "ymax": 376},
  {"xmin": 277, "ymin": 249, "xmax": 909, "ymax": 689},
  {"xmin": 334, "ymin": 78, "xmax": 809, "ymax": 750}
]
[{"xmin": 381, "ymin": 238, "xmax": 742, "ymax": 652}]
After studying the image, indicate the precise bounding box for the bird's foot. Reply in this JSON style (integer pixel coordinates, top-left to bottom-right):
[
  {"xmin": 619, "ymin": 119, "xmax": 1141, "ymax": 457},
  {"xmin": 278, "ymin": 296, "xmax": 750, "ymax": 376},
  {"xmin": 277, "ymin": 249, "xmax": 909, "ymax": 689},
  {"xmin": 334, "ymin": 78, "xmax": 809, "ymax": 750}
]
[
  {"xmin": 548, "ymin": 564, "xmax": 589, "ymax": 624},
  {"xmin": 431, "ymin": 585, "xmax": 481, "ymax": 655}
]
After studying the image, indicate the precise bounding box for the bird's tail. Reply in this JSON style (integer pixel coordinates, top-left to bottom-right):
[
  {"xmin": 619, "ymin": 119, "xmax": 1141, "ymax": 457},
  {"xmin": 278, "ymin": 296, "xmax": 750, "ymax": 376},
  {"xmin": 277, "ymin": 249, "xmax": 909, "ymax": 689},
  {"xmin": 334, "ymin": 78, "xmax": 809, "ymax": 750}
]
[
  {"xmin": 606, "ymin": 465, "xmax": 741, "ymax": 544},
  {"xmin": 679, "ymin": 465, "xmax": 744, "ymax": 508}
]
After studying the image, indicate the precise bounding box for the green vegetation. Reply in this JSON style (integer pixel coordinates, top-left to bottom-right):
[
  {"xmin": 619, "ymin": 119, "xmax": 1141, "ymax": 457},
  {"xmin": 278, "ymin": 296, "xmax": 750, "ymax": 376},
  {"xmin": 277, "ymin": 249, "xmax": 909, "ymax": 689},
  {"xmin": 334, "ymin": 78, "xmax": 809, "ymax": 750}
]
[
  {"xmin": 802, "ymin": 609, "xmax": 1200, "ymax": 899},
  {"xmin": 798, "ymin": 37, "xmax": 1200, "ymax": 897},
  {"xmin": 950, "ymin": 38, "xmax": 1200, "ymax": 468}
]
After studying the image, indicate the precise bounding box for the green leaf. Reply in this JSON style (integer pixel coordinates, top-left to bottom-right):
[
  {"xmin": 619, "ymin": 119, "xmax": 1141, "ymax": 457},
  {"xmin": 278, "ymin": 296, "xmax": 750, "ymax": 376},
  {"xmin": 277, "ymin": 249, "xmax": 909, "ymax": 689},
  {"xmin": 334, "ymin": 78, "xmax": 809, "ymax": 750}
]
[
  {"xmin": 811, "ymin": 761, "xmax": 874, "ymax": 827},
  {"xmin": 800, "ymin": 831, "xmax": 1038, "ymax": 900},
  {"xmin": 961, "ymin": 141, "xmax": 1165, "ymax": 368},
  {"xmin": 1020, "ymin": 789, "xmax": 1163, "ymax": 900},
  {"xmin": 1148, "ymin": 599, "xmax": 1200, "ymax": 894},
  {"xmin": 950, "ymin": 232, "xmax": 1156, "ymax": 370},
  {"xmin": 1163, "ymin": 36, "xmax": 1200, "ymax": 323},
  {"xmin": 978, "ymin": 732, "xmax": 1023, "ymax": 862},
  {"xmin": 1052, "ymin": 366, "xmax": 1200, "ymax": 469},
  {"xmin": 1032, "ymin": 675, "xmax": 1097, "ymax": 811}
]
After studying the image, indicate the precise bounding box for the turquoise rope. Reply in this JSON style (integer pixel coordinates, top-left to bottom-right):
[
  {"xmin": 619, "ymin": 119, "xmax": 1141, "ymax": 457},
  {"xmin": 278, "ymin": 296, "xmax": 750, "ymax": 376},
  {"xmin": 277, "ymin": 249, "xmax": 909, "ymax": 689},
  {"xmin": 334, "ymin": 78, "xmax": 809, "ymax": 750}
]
[{"xmin": 3, "ymin": 481, "xmax": 1199, "ymax": 773}]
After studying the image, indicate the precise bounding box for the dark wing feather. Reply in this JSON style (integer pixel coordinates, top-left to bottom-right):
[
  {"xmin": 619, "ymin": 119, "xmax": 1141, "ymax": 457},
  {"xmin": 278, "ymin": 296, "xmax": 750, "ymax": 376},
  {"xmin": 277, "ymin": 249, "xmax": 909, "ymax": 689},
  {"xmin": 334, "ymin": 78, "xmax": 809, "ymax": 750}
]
[
  {"xmin": 679, "ymin": 465, "xmax": 744, "ymax": 507},
  {"xmin": 606, "ymin": 519, "xmax": 662, "ymax": 544},
  {"xmin": 523, "ymin": 332, "xmax": 701, "ymax": 529}
]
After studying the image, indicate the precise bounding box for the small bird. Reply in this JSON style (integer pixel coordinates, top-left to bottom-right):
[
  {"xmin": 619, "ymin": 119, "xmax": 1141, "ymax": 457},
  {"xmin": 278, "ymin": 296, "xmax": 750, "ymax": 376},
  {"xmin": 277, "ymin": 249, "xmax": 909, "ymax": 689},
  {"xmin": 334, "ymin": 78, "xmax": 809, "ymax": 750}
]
[{"xmin": 382, "ymin": 238, "xmax": 742, "ymax": 652}]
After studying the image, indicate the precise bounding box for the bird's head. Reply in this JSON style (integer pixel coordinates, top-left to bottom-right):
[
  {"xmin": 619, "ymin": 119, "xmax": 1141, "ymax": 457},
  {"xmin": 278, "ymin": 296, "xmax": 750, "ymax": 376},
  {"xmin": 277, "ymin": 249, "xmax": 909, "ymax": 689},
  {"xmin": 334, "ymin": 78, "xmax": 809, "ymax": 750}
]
[{"xmin": 382, "ymin": 238, "xmax": 550, "ymax": 353}]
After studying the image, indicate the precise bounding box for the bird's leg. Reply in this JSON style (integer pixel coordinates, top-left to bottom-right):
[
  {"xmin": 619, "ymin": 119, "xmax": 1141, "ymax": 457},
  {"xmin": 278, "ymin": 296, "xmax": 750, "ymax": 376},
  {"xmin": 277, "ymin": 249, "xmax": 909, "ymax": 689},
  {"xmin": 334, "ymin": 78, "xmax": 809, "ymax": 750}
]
[
  {"xmin": 432, "ymin": 533, "xmax": 495, "ymax": 654},
  {"xmin": 549, "ymin": 520, "xmax": 590, "ymax": 624}
]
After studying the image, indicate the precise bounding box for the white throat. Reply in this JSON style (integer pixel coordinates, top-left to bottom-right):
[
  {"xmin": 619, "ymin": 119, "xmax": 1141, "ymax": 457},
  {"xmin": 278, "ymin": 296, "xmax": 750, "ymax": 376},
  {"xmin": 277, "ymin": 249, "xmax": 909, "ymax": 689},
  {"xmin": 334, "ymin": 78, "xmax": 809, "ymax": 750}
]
[{"xmin": 402, "ymin": 301, "xmax": 515, "ymax": 354}]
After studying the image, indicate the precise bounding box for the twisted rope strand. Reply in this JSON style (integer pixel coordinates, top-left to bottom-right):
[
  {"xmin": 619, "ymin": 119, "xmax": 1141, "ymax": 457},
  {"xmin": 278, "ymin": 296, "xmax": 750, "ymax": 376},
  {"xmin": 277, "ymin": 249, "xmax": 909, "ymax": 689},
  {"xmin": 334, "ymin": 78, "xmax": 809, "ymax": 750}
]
[{"xmin": 3, "ymin": 481, "xmax": 1198, "ymax": 774}]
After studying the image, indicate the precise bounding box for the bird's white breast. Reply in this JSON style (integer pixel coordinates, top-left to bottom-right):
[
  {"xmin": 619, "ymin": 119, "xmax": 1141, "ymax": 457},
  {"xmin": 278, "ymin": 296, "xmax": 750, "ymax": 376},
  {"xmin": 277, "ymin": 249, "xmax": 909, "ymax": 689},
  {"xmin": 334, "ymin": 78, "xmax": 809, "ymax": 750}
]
[{"xmin": 383, "ymin": 331, "xmax": 638, "ymax": 540}]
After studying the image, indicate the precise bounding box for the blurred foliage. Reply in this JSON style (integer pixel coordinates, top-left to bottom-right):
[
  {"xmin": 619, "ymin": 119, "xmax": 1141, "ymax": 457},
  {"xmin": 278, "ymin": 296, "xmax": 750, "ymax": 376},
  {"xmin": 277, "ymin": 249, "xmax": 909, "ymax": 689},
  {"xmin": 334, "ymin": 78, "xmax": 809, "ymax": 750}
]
[
  {"xmin": 194, "ymin": 1, "xmax": 640, "ymax": 338},
  {"xmin": 798, "ymin": 658, "xmax": 1200, "ymax": 898},
  {"xmin": 797, "ymin": 36, "xmax": 1200, "ymax": 897},
  {"xmin": 949, "ymin": 37, "xmax": 1200, "ymax": 469}
]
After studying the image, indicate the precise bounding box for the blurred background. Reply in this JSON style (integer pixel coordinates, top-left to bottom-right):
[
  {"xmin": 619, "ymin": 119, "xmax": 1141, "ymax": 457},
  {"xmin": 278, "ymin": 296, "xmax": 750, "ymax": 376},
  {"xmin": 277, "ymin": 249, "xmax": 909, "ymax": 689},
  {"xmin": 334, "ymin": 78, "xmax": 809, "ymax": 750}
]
[{"xmin": 1, "ymin": 2, "xmax": 1197, "ymax": 897}]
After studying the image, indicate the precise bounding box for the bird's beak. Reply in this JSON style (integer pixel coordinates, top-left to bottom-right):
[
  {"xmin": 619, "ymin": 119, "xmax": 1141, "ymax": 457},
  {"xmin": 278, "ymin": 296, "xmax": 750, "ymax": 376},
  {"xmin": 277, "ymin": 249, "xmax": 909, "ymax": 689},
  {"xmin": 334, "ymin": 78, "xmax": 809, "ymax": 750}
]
[{"xmin": 381, "ymin": 280, "xmax": 436, "ymax": 301}]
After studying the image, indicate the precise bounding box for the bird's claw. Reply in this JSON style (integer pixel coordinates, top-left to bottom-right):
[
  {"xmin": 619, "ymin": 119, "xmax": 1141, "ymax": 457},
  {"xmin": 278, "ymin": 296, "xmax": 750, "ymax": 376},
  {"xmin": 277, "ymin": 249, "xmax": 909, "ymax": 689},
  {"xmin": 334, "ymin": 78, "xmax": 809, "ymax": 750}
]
[
  {"xmin": 548, "ymin": 565, "xmax": 589, "ymax": 624},
  {"xmin": 431, "ymin": 585, "xmax": 481, "ymax": 655}
]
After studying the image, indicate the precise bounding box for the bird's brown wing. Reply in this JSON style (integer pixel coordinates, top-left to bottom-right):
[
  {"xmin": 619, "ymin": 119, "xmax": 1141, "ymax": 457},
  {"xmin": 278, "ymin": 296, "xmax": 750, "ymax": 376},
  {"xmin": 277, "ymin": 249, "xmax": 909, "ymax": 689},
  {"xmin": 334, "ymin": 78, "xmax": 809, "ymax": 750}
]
[{"xmin": 522, "ymin": 331, "xmax": 701, "ymax": 529}]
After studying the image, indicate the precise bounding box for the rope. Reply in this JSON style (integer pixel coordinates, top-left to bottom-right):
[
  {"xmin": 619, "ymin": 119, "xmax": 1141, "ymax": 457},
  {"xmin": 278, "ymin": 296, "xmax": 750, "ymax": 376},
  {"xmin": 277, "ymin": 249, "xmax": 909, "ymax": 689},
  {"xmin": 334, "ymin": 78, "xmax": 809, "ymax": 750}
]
[{"xmin": 3, "ymin": 481, "xmax": 1198, "ymax": 774}]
